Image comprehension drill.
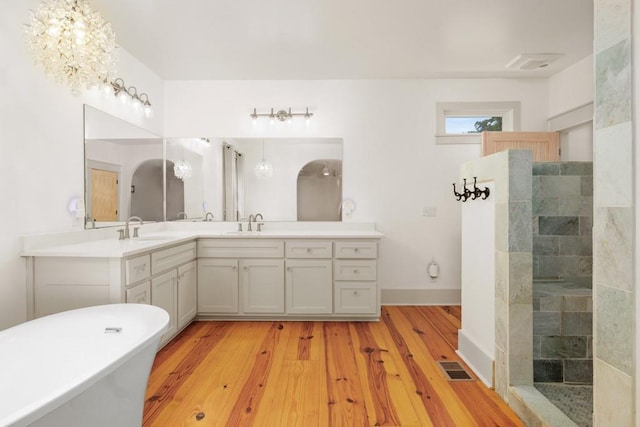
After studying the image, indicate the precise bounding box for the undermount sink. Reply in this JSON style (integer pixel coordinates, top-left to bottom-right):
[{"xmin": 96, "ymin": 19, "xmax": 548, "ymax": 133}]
[
  {"xmin": 224, "ymin": 231, "xmax": 258, "ymax": 235},
  {"xmin": 132, "ymin": 235, "xmax": 177, "ymax": 241}
]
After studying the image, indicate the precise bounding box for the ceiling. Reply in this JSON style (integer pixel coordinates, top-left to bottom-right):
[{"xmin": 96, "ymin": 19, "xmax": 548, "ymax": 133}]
[{"xmin": 92, "ymin": 0, "xmax": 594, "ymax": 80}]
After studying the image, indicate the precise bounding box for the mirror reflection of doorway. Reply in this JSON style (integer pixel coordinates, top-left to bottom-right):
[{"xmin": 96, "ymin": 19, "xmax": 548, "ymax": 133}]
[
  {"xmin": 90, "ymin": 168, "xmax": 118, "ymax": 221},
  {"xmin": 130, "ymin": 159, "xmax": 169, "ymax": 221},
  {"xmin": 297, "ymin": 159, "xmax": 342, "ymax": 221}
]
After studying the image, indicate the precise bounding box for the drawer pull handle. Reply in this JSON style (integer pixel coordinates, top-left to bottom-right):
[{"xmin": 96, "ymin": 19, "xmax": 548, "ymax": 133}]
[
  {"xmin": 354, "ymin": 269, "xmax": 359, "ymax": 274},
  {"xmin": 287, "ymin": 267, "xmax": 292, "ymax": 271},
  {"xmin": 354, "ymin": 291, "xmax": 359, "ymax": 296},
  {"xmin": 232, "ymin": 266, "xmax": 237, "ymax": 271},
  {"xmin": 307, "ymin": 248, "xmax": 312, "ymax": 253},
  {"xmin": 243, "ymin": 266, "xmax": 249, "ymax": 271},
  {"xmin": 354, "ymin": 248, "xmax": 360, "ymax": 253}
]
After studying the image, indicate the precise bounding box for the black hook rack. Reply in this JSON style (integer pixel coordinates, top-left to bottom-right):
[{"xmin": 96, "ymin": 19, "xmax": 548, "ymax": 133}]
[{"xmin": 452, "ymin": 177, "xmax": 490, "ymax": 202}]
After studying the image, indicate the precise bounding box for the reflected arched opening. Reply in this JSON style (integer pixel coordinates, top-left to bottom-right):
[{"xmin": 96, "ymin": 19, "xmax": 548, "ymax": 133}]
[
  {"xmin": 297, "ymin": 159, "xmax": 342, "ymax": 221},
  {"xmin": 165, "ymin": 160, "xmax": 186, "ymax": 220},
  {"xmin": 130, "ymin": 159, "xmax": 166, "ymax": 221}
]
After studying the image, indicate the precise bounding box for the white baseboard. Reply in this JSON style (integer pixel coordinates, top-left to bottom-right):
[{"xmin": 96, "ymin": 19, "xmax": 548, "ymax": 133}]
[
  {"xmin": 457, "ymin": 329, "xmax": 494, "ymax": 388},
  {"xmin": 381, "ymin": 289, "xmax": 461, "ymax": 305}
]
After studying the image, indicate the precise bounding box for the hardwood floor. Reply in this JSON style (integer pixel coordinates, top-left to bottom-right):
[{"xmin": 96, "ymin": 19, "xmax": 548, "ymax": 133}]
[{"xmin": 144, "ymin": 306, "xmax": 524, "ymax": 426}]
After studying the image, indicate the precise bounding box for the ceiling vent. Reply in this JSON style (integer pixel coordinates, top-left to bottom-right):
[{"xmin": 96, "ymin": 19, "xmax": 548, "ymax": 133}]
[{"xmin": 506, "ymin": 53, "xmax": 563, "ymax": 70}]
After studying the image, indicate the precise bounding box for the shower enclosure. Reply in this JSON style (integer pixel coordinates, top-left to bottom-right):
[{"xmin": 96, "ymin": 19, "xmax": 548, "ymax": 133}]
[{"xmin": 531, "ymin": 161, "xmax": 593, "ymax": 426}]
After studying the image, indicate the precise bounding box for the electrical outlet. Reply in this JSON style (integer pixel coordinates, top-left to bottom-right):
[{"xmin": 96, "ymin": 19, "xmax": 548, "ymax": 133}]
[{"xmin": 422, "ymin": 206, "xmax": 437, "ymax": 217}]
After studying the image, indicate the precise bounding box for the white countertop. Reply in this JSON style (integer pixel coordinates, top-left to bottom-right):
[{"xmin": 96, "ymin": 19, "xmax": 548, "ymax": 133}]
[{"xmin": 21, "ymin": 229, "xmax": 383, "ymax": 258}]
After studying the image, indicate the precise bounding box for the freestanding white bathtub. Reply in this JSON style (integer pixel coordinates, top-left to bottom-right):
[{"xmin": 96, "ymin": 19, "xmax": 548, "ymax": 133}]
[{"xmin": 0, "ymin": 304, "xmax": 169, "ymax": 427}]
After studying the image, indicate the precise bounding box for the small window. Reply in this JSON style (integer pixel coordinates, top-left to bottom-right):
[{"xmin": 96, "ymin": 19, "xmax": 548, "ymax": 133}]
[{"xmin": 436, "ymin": 102, "xmax": 520, "ymax": 144}]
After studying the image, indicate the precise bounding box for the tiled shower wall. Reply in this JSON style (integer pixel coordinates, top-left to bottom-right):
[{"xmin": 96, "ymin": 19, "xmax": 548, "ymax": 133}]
[
  {"xmin": 593, "ymin": 0, "xmax": 635, "ymax": 424},
  {"xmin": 532, "ymin": 162, "xmax": 593, "ymax": 282}
]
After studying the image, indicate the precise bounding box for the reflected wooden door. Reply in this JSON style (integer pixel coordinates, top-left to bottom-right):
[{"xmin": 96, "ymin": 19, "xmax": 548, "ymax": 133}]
[
  {"xmin": 481, "ymin": 131, "xmax": 560, "ymax": 161},
  {"xmin": 91, "ymin": 168, "xmax": 118, "ymax": 221}
]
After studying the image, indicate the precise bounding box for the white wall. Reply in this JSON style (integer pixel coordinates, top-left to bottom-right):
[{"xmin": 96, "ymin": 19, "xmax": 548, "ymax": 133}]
[
  {"xmin": 0, "ymin": 0, "xmax": 164, "ymax": 330},
  {"xmin": 459, "ymin": 181, "xmax": 495, "ymax": 386},
  {"xmin": 548, "ymin": 54, "xmax": 594, "ymax": 162},
  {"xmin": 164, "ymin": 79, "xmax": 550, "ymax": 296},
  {"xmin": 548, "ymin": 55, "xmax": 594, "ymax": 117}
]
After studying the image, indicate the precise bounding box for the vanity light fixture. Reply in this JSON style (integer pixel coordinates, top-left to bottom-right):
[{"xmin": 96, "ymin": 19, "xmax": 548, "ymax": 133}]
[
  {"xmin": 107, "ymin": 78, "xmax": 153, "ymax": 117},
  {"xmin": 250, "ymin": 107, "xmax": 313, "ymax": 123},
  {"xmin": 254, "ymin": 139, "xmax": 273, "ymax": 179},
  {"xmin": 25, "ymin": 0, "xmax": 118, "ymax": 94}
]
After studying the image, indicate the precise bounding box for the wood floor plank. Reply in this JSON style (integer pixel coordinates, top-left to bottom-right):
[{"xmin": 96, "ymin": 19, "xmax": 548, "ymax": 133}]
[
  {"xmin": 143, "ymin": 322, "xmax": 232, "ymax": 425},
  {"xmin": 144, "ymin": 307, "xmax": 525, "ymax": 427},
  {"xmin": 350, "ymin": 322, "xmax": 402, "ymax": 426},
  {"xmin": 323, "ymin": 322, "xmax": 370, "ymax": 426},
  {"xmin": 417, "ymin": 306, "xmax": 460, "ymax": 349},
  {"xmin": 402, "ymin": 307, "xmax": 525, "ymax": 427},
  {"xmin": 365, "ymin": 316, "xmax": 435, "ymax": 426},
  {"xmin": 382, "ymin": 306, "xmax": 473, "ymax": 426}
]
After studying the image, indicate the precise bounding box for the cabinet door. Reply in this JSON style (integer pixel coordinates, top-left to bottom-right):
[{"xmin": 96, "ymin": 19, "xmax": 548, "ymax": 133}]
[
  {"xmin": 177, "ymin": 261, "xmax": 197, "ymax": 329},
  {"xmin": 241, "ymin": 259, "xmax": 284, "ymax": 313},
  {"xmin": 198, "ymin": 259, "xmax": 239, "ymax": 313},
  {"xmin": 152, "ymin": 270, "xmax": 178, "ymax": 342},
  {"xmin": 126, "ymin": 281, "xmax": 151, "ymax": 304},
  {"xmin": 286, "ymin": 260, "xmax": 332, "ymax": 314}
]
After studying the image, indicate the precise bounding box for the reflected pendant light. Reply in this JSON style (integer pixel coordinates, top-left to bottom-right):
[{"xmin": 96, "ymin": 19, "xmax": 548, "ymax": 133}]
[
  {"xmin": 173, "ymin": 160, "xmax": 192, "ymax": 180},
  {"xmin": 173, "ymin": 144, "xmax": 192, "ymax": 180},
  {"xmin": 255, "ymin": 139, "xmax": 273, "ymax": 179},
  {"xmin": 25, "ymin": 0, "xmax": 118, "ymax": 94}
]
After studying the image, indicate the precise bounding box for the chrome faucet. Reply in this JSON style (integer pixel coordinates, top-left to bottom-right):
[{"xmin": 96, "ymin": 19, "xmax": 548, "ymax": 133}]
[
  {"xmin": 204, "ymin": 212, "xmax": 214, "ymax": 222},
  {"xmin": 124, "ymin": 216, "xmax": 143, "ymax": 239},
  {"xmin": 247, "ymin": 214, "xmax": 255, "ymax": 231},
  {"xmin": 177, "ymin": 212, "xmax": 187, "ymax": 220},
  {"xmin": 254, "ymin": 213, "xmax": 264, "ymax": 232},
  {"xmin": 85, "ymin": 216, "xmax": 96, "ymax": 229}
]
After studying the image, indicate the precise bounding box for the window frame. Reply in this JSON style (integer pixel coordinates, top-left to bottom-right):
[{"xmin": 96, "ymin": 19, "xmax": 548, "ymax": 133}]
[{"xmin": 435, "ymin": 101, "xmax": 521, "ymax": 144}]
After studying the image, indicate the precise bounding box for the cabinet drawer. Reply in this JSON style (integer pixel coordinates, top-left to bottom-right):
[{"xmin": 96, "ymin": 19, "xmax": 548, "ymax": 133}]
[
  {"xmin": 334, "ymin": 282, "xmax": 377, "ymax": 314},
  {"xmin": 151, "ymin": 242, "xmax": 197, "ymax": 275},
  {"xmin": 285, "ymin": 240, "xmax": 332, "ymax": 259},
  {"xmin": 334, "ymin": 260, "xmax": 376, "ymax": 281},
  {"xmin": 198, "ymin": 239, "xmax": 284, "ymax": 258},
  {"xmin": 125, "ymin": 255, "xmax": 151, "ymax": 285},
  {"xmin": 126, "ymin": 281, "xmax": 151, "ymax": 304},
  {"xmin": 334, "ymin": 241, "xmax": 377, "ymax": 259}
]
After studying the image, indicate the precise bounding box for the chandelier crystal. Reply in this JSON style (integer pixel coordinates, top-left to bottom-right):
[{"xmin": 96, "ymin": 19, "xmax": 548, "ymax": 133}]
[
  {"xmin": 25, "ymin": 0, "xmax": 118, "ymax": 94},
  {"xmin": 173, "ymin": 160, "xmax": 193, "ymax": 180}
]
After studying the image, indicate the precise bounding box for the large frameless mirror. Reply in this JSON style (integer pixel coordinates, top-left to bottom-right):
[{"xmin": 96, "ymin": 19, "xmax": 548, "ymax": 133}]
[{"xmin": 83, "ymin": 105, "xmax": 163, "ymax": 228}]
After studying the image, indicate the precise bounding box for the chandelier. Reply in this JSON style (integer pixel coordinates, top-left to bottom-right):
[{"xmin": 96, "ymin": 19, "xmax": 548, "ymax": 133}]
[
  {"xmin": 254, "ymin": 139, "xmax": 273, "ymax": 179},
  {"xmin": 25, "ymin": 0, "xmax": 118, "ymax": 94},
  {"xmin": 173, "ymin": 160, "xmax": 193, "ymax": 180}
]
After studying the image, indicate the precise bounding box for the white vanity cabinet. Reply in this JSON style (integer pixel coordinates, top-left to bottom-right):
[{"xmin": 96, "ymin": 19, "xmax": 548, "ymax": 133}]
[
  {"xmin": 196, "ymin": 237, "xmax": 379, "ymax": 320},
  {"xmin": 26, "ymin": 231, "xmax": 381, "ymax": 325},
  {"xmin": 28, "ymin": 240, "xmax": 197, "ymax": 345},
  {"xmin": 197, "ymin": 239, "xmax": 285, "ymax": 316},
  {"xmin": 334, "ymin": 241, "xmax": 378, "ymax": 314},
  {"xmin": 285, "ymin": 240, "xmax": 333, "ymax": 314},
  {"xmin": 241, "ymin": 259, "xmax": 285, "ymax": 313},
  {"xmin": 151, "ymin": 269, "xmax": 178, "ymax": 341},
  {"xmin": 198, "ymin": 259, "xmax": 239, "ymax": 313}
]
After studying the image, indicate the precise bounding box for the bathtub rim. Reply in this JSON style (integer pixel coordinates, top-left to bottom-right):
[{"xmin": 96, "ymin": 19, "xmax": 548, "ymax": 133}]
[{"xmin": 0, "ymin": 303, "xmax": 169, "ymax": 427}]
